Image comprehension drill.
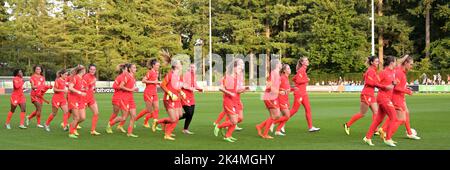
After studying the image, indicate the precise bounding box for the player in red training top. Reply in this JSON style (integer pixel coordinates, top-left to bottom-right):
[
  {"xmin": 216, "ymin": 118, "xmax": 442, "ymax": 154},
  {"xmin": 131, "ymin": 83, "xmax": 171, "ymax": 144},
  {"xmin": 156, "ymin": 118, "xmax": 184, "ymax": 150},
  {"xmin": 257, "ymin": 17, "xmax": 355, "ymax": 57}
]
[
  {"xmin": 179, "ymin": 63, "xmax": 204, "ymax": 134},
  {"xmin": 343, "ymin": 56, "xmax": 381, "ymax": 135},
  {"xmin": 27, "ymin": 65, "xmax": 52, "ymax": 128},
  {"xmin": 135, "ymin": 59, "xmax": 161, "ymax": 129},
  {"xmin": 213, "ymin": 59, "xmax": 248, "ymax": 131},
  {"xmin": 380, "ymin": 55, "xmax": 421, "ymax": 140},
  {"xmin": 289, "ymin": 57, "xmax": 320, "ymax": 132},
  {"xmin": 106, "ymin": 64, "xmax": 129, "ymax": 134},
  {"xmin": 363, "ymin": 56, "xmax": 399, "ymax": 147},
  {"xmin": 61, "ymin": 71, "xmax": 82, "ymax": 131},
  {"xmin": 5, "ymin": 69, "xmax": 28, "ymax": 129},
  {"xmin": 119, "ymin": 64, "xmax": 139, "ymax": 137},
  {"xmin": 152, "ymin": 60, "xmax": 185, "ymax": 141},
  {"xmin": 82, "ymin": 64, "xmax": 101, "ymax": 135},
  {"xmin": 256, "ymin": 59, "xmax": 287, "ymax": 140},
  {"xmin": 271, "ymin": 64, "xmax": 293, "ymax": 136},
  {"xmin": 67, "ymin": 65, "xmax": 88, "ymax": 139},
  {"xmin": 43, "ymin": 69, "xmax": 70, "ymax": 132},
  {"xmin": 213, "ymin": 59, "xmax": 243, "ymax": 142}
]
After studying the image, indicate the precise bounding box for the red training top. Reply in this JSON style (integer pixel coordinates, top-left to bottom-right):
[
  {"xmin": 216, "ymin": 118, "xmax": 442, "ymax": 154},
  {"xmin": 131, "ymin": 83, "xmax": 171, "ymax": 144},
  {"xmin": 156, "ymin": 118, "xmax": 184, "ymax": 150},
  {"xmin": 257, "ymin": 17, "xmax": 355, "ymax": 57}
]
[
  {"xmin": 182, "ymin": 70, "xmax": 199, "ymax": 106},
  {"xmin": 30, "ymin": 74, "xmax": 45, "ymax": 96},
  {"xmin": 162, "ymin": 70, "xmax": 182, "ymax": 101},
  {"xmin": 392, "ymin": 66, "xmax": 412, "ymax": 105},
  {"xmin": 83, "ymin": 73, "xmax": 97, "ymax": 99},
  {"xmin": 292, "ymin": 65, "xmax": 309, "ymax": 96},
  {"xmin": 144, "ymin": 69, "xmax": 159, "ymax": 95},
  {"xmin": 361, "ymin": 65, "xmax": 381, "ymax": 96},
  {"xmin": 12, "ymin": 76, "xmax": 24, "ymax": 96},
  {"xmin": 376, "ymin": 67, "xmax": 396, "ymax": 104}
]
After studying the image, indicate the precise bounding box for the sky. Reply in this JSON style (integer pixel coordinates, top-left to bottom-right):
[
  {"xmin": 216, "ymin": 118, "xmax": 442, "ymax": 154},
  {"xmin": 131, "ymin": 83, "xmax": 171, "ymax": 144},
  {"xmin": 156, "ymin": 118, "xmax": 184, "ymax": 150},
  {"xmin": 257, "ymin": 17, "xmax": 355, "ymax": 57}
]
[{"xmin": 3, "ymin": 0, "xmax": 75, "ymax": 20}]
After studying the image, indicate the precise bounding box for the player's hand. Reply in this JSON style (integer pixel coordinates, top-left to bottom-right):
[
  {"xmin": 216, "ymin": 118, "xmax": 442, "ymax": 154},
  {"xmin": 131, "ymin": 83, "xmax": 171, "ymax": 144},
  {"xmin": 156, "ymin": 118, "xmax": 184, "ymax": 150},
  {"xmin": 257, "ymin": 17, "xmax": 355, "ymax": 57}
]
[
  {"xmin": 268, "ymin": 90, "xmax": 279, "ymax": 97},
  {"xmin": 407, "ymin": 90, "xmax": 413, "ymax": 95},
  {"xmin": 392, "ymin": 80, "xmax": 398, "ymax": 86},
  {"xmin": 386, "ymin": 85, "xmax": 394, "ymax": 90},
  {"xmin": 198, "ymin": 88, "xmax": 204, "ymax": 92},
  {"xmin": 180, "ymin": 91, "xmax": 186, "ymax": 99},
  {"xmin": 80, "ymin": 92, "xmax": 87, "ymax": 96},
  {"xmin": 228, "ymin": 92, "xmax": 236, "ymax": 97},
  {"xmin": 245, "ymin": 86, "xmax": 250, "ymax": 90},
  {"xmin": 172, "ymin": 94, "xmax": 178, "ymax": 101},
  {"xmin": 168, "ymin": 91, "xmax": 178, "ymax": 101}
]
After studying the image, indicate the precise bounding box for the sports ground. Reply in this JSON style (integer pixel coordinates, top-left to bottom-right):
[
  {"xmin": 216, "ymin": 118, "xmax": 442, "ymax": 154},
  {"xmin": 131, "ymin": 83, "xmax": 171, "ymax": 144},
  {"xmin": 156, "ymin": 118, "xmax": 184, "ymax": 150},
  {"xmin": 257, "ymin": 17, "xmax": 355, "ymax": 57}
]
[{"xmin": 0, "ymin": 92, "xmax": 449, "ymax": 150}]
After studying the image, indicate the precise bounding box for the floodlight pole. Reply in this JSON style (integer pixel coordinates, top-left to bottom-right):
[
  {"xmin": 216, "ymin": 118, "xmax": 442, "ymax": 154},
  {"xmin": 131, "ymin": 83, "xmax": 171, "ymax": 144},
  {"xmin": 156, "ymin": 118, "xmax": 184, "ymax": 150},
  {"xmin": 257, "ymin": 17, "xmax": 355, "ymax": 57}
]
[
  {"xmin": 371, "ymin": 0, "xmax": 375, "ymax": 56},
  {"xmin": 208, "ymin": 0, "xmax": 213, "ymax": 87}
]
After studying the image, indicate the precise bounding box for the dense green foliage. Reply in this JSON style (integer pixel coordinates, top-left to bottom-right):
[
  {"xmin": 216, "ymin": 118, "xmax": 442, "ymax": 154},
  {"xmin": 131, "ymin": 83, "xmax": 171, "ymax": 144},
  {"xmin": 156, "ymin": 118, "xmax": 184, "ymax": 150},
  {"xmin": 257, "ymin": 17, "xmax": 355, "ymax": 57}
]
[{"xmin": 0, "ymin": 0, "xmax": 449, "ymax": 80}]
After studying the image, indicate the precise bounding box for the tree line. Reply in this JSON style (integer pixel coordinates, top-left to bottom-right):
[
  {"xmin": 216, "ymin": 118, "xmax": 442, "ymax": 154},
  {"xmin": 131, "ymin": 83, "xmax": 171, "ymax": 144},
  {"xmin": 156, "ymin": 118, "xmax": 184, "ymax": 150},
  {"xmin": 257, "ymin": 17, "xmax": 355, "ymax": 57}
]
[{"xmin": 0, "ymin": 0, "xmax": 448, "ymax": 81}]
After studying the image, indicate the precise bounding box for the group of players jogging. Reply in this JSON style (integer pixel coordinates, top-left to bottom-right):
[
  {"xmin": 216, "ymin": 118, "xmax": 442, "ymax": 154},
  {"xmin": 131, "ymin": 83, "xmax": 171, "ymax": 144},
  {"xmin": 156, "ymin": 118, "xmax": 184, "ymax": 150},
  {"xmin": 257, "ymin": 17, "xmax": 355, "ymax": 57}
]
[{"xmin": 4, "ymin": 55, "xmax": 420, "ymax": 146}]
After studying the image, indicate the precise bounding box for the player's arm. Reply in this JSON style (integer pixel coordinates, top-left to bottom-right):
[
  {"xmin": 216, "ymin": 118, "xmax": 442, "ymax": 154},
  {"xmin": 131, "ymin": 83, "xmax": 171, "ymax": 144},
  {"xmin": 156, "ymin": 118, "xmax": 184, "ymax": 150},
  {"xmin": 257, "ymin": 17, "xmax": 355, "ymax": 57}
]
[
  {"xmin": 160, "ymin": 75, "xmax": 170, "ymax": 94},
  {"xmin": 393, "ymin": 84, "xmax": 413, "ymax": 95},
  {"xmin": 367, "ymin": 70, "xmax": 392, "ymax": 90},
  {"xmin": 219, "ymin": 87, "xmax": 235, "ymax": 97},
  {"xmin": 364, "ymin": 70, "xmax": 379, "ymax": 87},
  {"xmin": 13, "ymin": 78, "xmax": 23, "ymax": 89},
  {"xmin": 279, "ymin": 88, "xmax": 289, "ymax": 95},
  {"xmin": 53, "ymin": 81, "xmax": 66, "ymax": 93},
  {"xmin": 269, "ymin": 81, "xmax": 279, "ymax": 95},
  {"xmin": 293, "ymin": 71, "xmax": 309, "ymax": 85},
  {"xmin": 119, "ymin": 81, "xmax": 135, "ymax": 92},
  {"xmin": 161, "ymin": 75, "xmax": 180, "ymax": 100},
  {"xmin": 68, "ymin": 81, "xmax": 86, "ymax": 96},
  {"xmin": 393, "ymin": 78, "xmax": 413, "ymax": 95},
  {"xmin": 91, "ymin": 78, "xmax": 97, "ymax": 91},
  {"xmin": 237, "ymin": 86, "xmax": 249, "ymax": 94},
  {"xmin": 219, "ymin": 79, "xmax": 235, "ymax": 97},
  {"xmin": 178, "ymin": 76, "xmax": 187, "ymax": 99},
  {"xmin": 30, "ymin": 78, "xmax": 38, "ymax": 90},
  {"xmin": 142, "ymin": 74, "xmax": 159, "ymax": 84},
  {"xmin": 181, "ymin": 76, "xmax": 195, "ymax": 92},
  {"xmin": 112, "ymin": 79, "xmax": 119, "ymax": 90},
  {"xmin": 194, "ymin": 78, "xmax": 204, "ymax": 92}
]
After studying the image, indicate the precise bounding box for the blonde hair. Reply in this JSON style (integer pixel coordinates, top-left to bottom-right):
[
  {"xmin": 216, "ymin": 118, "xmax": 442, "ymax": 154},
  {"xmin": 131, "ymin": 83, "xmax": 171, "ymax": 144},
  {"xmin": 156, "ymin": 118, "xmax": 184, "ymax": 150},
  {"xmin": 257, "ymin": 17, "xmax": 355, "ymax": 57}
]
[{"xmin": 296, "ymin": 57, "xmax": 308, "ymax": 70}]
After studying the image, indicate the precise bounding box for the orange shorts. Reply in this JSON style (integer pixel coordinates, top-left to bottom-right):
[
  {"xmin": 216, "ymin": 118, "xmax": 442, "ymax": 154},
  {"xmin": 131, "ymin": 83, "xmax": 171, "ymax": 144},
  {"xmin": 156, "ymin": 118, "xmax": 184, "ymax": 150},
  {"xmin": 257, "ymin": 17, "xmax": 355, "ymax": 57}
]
[
  {"xmin": 393, "ymin": 101, "xmax": 406, "ymax": 112},
  {"xmin": 144, "ymin": 93, "xmax": 158, "ymax": 102},
  {"xmin": 264, "ymin": 99, "xmax": 280, "ymax": 109},
  {"xmin": 68, "ymin": 96, "xmax": 85, "ymax": 110},
  {"xmin": 235, "ymin": 100, "xmax": 243, "ymax": 112},
  {"xmin": 223, "ymin": 101, "xmax": 237, "ymax": 115},
  {"xmin": 52, "ymin": 96, "xmax": 67, "ymax": 108},
  {"xmin": 164, "ymin": 100, "xmax": 182, "ymax": 110},
  {"xmin": 84, "ymin": 97, "xmax": 97, "ymax": 107},
  {"xmin": 10, "ymin": 94, "xmax": 26, "ymax": 106},
  {"xmin": 361, "ymin": 94, "xmax": 376, "ymax": 105},
  {"xmin": 31, "ymin": 94, "xmax": 43, "ymax": 104}
]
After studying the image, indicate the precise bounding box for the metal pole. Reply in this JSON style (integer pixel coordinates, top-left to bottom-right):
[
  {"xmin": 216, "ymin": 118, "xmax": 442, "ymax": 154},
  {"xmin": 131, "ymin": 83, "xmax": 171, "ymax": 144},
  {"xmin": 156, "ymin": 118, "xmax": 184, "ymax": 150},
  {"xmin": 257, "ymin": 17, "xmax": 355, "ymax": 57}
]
[
  {"xmin": 208, "ymin": 0, "xmax": 213, "ymax": 86},
  {"xmin": 371, "ymin": 0, "xmax": 375, "ymax": 56}
]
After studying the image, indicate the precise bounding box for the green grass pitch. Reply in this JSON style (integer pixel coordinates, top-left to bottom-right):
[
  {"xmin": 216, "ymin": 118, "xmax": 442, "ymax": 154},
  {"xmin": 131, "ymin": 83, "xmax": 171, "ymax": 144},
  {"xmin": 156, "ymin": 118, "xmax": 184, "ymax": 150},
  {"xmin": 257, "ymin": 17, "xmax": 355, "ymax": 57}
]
[{"xmin": 0, "ymin": 92, "xmax": 449, "ymax": 150}]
